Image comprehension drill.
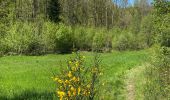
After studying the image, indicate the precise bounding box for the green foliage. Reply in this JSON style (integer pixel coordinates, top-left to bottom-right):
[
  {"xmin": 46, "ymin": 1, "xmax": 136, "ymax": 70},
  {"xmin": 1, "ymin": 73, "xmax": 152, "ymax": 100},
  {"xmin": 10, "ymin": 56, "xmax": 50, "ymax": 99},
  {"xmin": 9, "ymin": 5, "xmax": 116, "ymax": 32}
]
[
  {"xmin": 154, "ymin": 0, "xmax": 170, "ymax": 15},
  {"xmin": 144, "ymin": 1, "xmax": 170, "ymax": 99},
  {"xmin": 92, "ymin": 29, "xmax": 107, "ymax": 52},
  {"xmin": 54, "ymin": 24, "xmax": 74, "ymax": 53},
  {"xmin": 145, "ymin": 46, "xmax": 170, "ymax": 99},
  {"xmin": 112, "ymin": 31, "xmax": 146, "ymax": 51},
  {"xmin": 0, "ymin": 0, "xmax": 14, "ymax": 37},
  {"xmin": 73, "ymin": 26, "xmax": 95, "ymax": 51},
  {"xmin": 48, "ymin": 0, "xmax": 61, "ymax": 22},
  {"xmin": 153, "ymin": 0, "xmax": 170, "ymax": 47},
  {"xmin": 0, "ymin": 22, "xmax": 45, "ymax": 55},
  {"xmin": 41, "ymin": 21, "xmax": 58, "ymax": 52},
  {"xmin": 130, "ymin": 8, "xmax": 142, "ymax": 34},
  {"xmin": 0, "ymin": 50, "xmax": 148, "ymax": 99},
  {"xmin": 0, "ymin": 20, "xmax": 153, "ymax": 55},
  {"xmin": 156, "ymin": 14, "xmax": 170, "ymax": 47},
  {"xmin": 53, "ymin": 52, "xmax": 101, "ymax": 100},
  {"xmin": 140, "ymin": 15, "xmax": 155, "ymax": 47},
  {"xmin": 74, "ymin": 27, "xmax": 112, "ymax": 52}
]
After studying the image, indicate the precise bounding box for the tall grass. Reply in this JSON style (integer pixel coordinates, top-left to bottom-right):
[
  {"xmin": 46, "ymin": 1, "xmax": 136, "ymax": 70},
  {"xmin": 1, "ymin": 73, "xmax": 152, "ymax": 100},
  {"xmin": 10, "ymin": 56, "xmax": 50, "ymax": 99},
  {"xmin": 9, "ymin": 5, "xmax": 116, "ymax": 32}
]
[
  {"xmin": 144, "ymin": 46, "xmax": 170, "ymax": 100},
  {"xmin": 0, "ymin": 50, "xmax": 148, "ymax": 99}
]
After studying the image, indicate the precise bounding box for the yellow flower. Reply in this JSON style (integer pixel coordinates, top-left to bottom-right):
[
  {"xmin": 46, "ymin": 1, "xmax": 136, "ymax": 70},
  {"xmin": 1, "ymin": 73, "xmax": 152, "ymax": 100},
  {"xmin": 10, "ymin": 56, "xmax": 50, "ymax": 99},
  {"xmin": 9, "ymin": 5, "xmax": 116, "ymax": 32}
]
[
  {"xmin": 67, "ymin": 71, "xmax": 72, "ymax": 78},
  {"xmin": 58, "ymin": 79, "xmax": 63, "ymax": 84},
  {"xmin": 78, "ymin": 87, "xmax": 81, "ymax": 95},
  {"xmin": 72, "ymin": 76, "xmax": 76, "ymax": 81},
  {"xmin": 77, "ymin": 77, "xmax": 80, "ymax": 82},
  {"xmin": 70, "ymin": 86, "xmax": 75, "ymax": 91},
  {"xmin": 53, "ymin": 77, "xmax": 59, "ymax": 81},
  {"xmin": 75, "ymin": 63, "xmax": 79, "ymax": 67},
  {"xmin": 75, "ymin": 61, "xmax": 79, "ymax": 67},
  {"xmin": 76, "ymin": 64, "xmax": 78, "ymax": 68},
  {"xmin": 83, "ymin": 90, "xmax": 90, "ymax": 96},
  {"xmin": 68, "ymin": 91, "xmax": 71, "ymax": 97},
  {"xmin": 69, "ymin": 61, "xmax": 72, "ymax": 64},
  {"xmin": 71, "ymin": 67, "xmax": 77, "ymax": 71},
  {"xmin": 65, "ymin": 80, "xmax": 69, "ymax": 84},
  {"xmin": 57, "ymin": 91, "xmax": 65, "ymax": 100},
  {"xmin": 87, "ymin": 84, "xmax": 91, "ymax": 88},
  {"xmin": 92, "ymin": 67, "xmax": 98, "ymax": 73},
  {"xmin": 73, "ymin": 89, "xmax": 76, "ymax": 96},
  {"xmin": 83, "ymin": 90, "xmax": 87, "ymax": 96}
]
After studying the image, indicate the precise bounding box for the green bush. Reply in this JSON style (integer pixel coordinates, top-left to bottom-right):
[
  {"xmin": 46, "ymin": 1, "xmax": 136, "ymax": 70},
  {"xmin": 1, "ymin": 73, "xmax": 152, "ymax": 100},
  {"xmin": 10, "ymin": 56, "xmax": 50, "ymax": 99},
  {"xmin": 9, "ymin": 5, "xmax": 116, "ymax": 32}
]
[
  {"xmin": 145, "ymin": 46, "xmax": 170, "ymax": 99},
  {"xmin": 157, "ymin": 14, "xmax": 170, "ymax": 47},
  {"xmin": 52, "ymin": 52, "xmax": 101, "ymax": 100},
  {"xmin": 74, "ymin": 26, "xmax": 89, "ymax": 50},
  {"xmin": 0, "ymin": 21, "xmax": 150, "ymax": 55},
  {"xmin": 113, "ymin": 31, "xmax": 135, "ymax": 51},
  {"xmin": 1, "ymin": 22, "xmax": 45, "ymax": 55},
  {"xmin": 41, "ymin": 21, "xmax": 58, "ymax": 52},
  {"xmin": 54, "ymin": 24, "xmax": 74, "ymax": 53},
  {"xmin": 74, "ymin": 26, "xmax": 96, "ymax": 51},
  {"xmin": 92, "ymin": 29, "xmax": 107, "ymax": 52},
  {"xmin": 140, "ymin": 15, "xmax": 155, "ymax": 47},
  {"xmin": 112, "ymin": 29, "xmax": 147, "ymax": 51},
  {"xmin": 84, "ymin": 28, "xmax": 98, "ymax": 51}
]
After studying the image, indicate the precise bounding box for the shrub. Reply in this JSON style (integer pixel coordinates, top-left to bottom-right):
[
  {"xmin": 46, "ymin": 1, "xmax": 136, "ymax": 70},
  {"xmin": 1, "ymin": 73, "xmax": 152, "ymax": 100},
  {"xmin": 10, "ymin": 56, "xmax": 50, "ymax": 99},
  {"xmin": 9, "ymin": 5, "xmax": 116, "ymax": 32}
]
[
  {"xmin": 112, "ymin": 30, "xmax": 147, "ymax": 51},
  {"xmin": 0, "ymin": 22, "xmax": 149, "ymax": 54},
  {"xmin": 145, "ymin": 46, "xmax": 170, "ymax": 99},
  {"xmin": 92, "ymin": 29, "xmax": 107, "ymax": 52},
  {"xmin": 156, "ymin": 14, "xmax": 170, "ymax": 47},
  {"xmin": 74, "ymin": 26, "xmax": 95, "ymax": 51},
  {"xmin": 41, "ymin": 21, "xmax": 58, "ymax": 52},
  {"xmin": 54, "ymin": 24, "xmax": 74, "ymax": 53},
  {"xmin": 74, "ymin": 26, "xmax": 88, "ymax": 50},
  {"xmin": 1, "ymin": 22, "xmax": 45, "ymax": 55},
  {"xmin": 144, "ymin": 2, "xmax": 170, "ymax": 99},
  {"xmin": 140, "ymin": 15, "xmax": 155, "ymax": 47},
  {"xmin": 112, "ymin": 30, "xmax": 128, "ymax": 51},
  {"xmin": 52, "ymin": 52, "xmax": 101, "ymax": 100},
  {"xmin": 26, "ymin": 36, "xmax": 45, "ymax": 55}
]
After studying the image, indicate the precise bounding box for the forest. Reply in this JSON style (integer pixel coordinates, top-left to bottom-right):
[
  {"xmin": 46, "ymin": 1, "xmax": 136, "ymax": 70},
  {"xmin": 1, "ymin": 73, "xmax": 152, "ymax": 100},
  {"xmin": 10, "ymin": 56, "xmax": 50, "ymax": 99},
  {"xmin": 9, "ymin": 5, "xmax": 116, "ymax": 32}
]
[{"xmin": 0, "ymin": 0, "xmax": 169, "ymax": 100}]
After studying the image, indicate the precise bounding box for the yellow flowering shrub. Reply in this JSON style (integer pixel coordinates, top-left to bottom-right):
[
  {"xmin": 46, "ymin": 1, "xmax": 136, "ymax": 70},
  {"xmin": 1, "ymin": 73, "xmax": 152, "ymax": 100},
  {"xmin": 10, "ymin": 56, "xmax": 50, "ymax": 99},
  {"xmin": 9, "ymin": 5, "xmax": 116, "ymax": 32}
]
[{"xmin": 52, "ymin": 52, "xmax": 100, "ymax": 100}]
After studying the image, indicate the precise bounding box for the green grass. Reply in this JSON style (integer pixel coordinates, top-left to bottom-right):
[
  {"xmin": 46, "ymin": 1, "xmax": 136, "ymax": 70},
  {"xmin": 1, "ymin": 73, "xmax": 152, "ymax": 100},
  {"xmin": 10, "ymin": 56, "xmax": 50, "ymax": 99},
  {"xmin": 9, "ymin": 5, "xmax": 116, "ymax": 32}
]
[{"xmin": 0, "ymin": 50, "xmax": 149, "ymax": 100}]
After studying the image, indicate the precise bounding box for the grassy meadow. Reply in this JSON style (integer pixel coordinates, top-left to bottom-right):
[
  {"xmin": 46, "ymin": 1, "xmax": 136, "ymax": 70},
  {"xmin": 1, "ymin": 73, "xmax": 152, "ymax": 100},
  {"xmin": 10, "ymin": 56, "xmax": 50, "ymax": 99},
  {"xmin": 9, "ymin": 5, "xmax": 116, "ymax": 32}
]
[
  {"xmin": 0, "ymin": 0, "xmax": 169, "ymax": 99},
  {"xmin": 0, "ymin": 50, "xmax": 149, "ymax": 100}
]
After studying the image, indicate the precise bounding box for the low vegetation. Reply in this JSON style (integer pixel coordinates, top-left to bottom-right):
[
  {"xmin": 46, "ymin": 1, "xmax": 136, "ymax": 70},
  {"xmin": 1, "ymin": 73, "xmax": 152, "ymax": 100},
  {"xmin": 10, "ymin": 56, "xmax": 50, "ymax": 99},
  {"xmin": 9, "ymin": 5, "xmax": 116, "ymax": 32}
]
[
  {"xmin": 0, "ymin": 50, "xmax": 148, "ymax": 99},
  {"xmin": 0, "ymin": 0, "xmax": 169, "ymax": 100},
  {"xmin": 0, "ymin": 23, "xmax": 151, "ymax": 55}
]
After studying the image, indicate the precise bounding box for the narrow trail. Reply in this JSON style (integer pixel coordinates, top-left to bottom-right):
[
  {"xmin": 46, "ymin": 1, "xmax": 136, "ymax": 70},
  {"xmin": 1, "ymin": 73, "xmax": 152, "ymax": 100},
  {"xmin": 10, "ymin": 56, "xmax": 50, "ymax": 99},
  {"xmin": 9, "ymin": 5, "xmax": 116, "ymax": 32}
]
[{"xmin": 125, "ymin": 64, "xmax": 147, "ymax": 100}]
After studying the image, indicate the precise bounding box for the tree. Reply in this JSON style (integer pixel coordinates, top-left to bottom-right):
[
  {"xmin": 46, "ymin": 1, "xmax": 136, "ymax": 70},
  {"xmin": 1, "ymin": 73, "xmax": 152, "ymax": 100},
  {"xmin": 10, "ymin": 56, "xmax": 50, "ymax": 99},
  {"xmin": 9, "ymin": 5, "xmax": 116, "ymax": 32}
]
[
  {"xmin": 0, "ymin": 0, "xmax": 14, "ymax": 37},
  {"xmin": 48, "ymin": 0, "xmax": 60, "ymax": 22}
]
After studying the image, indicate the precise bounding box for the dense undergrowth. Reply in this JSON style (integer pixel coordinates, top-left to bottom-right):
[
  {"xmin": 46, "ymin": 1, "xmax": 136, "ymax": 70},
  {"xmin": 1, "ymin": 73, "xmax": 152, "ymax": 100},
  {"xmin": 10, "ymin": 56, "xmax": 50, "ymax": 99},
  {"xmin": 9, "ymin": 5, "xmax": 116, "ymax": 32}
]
[
  {"xmin": 143, "ymin": 1, "xmax": 170, "ymax": 100},
  {"xmin": 0, "ymin": 21, "xmax": 153, "ymax": 56}
]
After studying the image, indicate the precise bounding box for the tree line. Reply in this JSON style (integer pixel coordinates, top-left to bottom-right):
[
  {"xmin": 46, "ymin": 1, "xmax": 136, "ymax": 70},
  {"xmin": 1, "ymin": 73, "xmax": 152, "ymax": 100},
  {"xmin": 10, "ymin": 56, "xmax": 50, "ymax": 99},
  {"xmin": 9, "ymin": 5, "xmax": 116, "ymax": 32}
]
[
  {"xmin": 0, "ymin": 0, "xmax": 155, "ymax": 55},
  {"xmin": 0, "ymin": 0, "xmax": 152, "ymax": 29}
]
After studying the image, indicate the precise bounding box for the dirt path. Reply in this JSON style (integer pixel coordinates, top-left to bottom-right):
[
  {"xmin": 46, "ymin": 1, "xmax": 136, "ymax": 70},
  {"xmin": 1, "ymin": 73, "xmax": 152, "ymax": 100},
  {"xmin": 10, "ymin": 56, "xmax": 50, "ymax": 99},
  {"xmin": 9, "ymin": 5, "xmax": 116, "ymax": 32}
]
[{"xmin": 125, "ymin": 65, "xmax": 147, "ymax": 100}]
